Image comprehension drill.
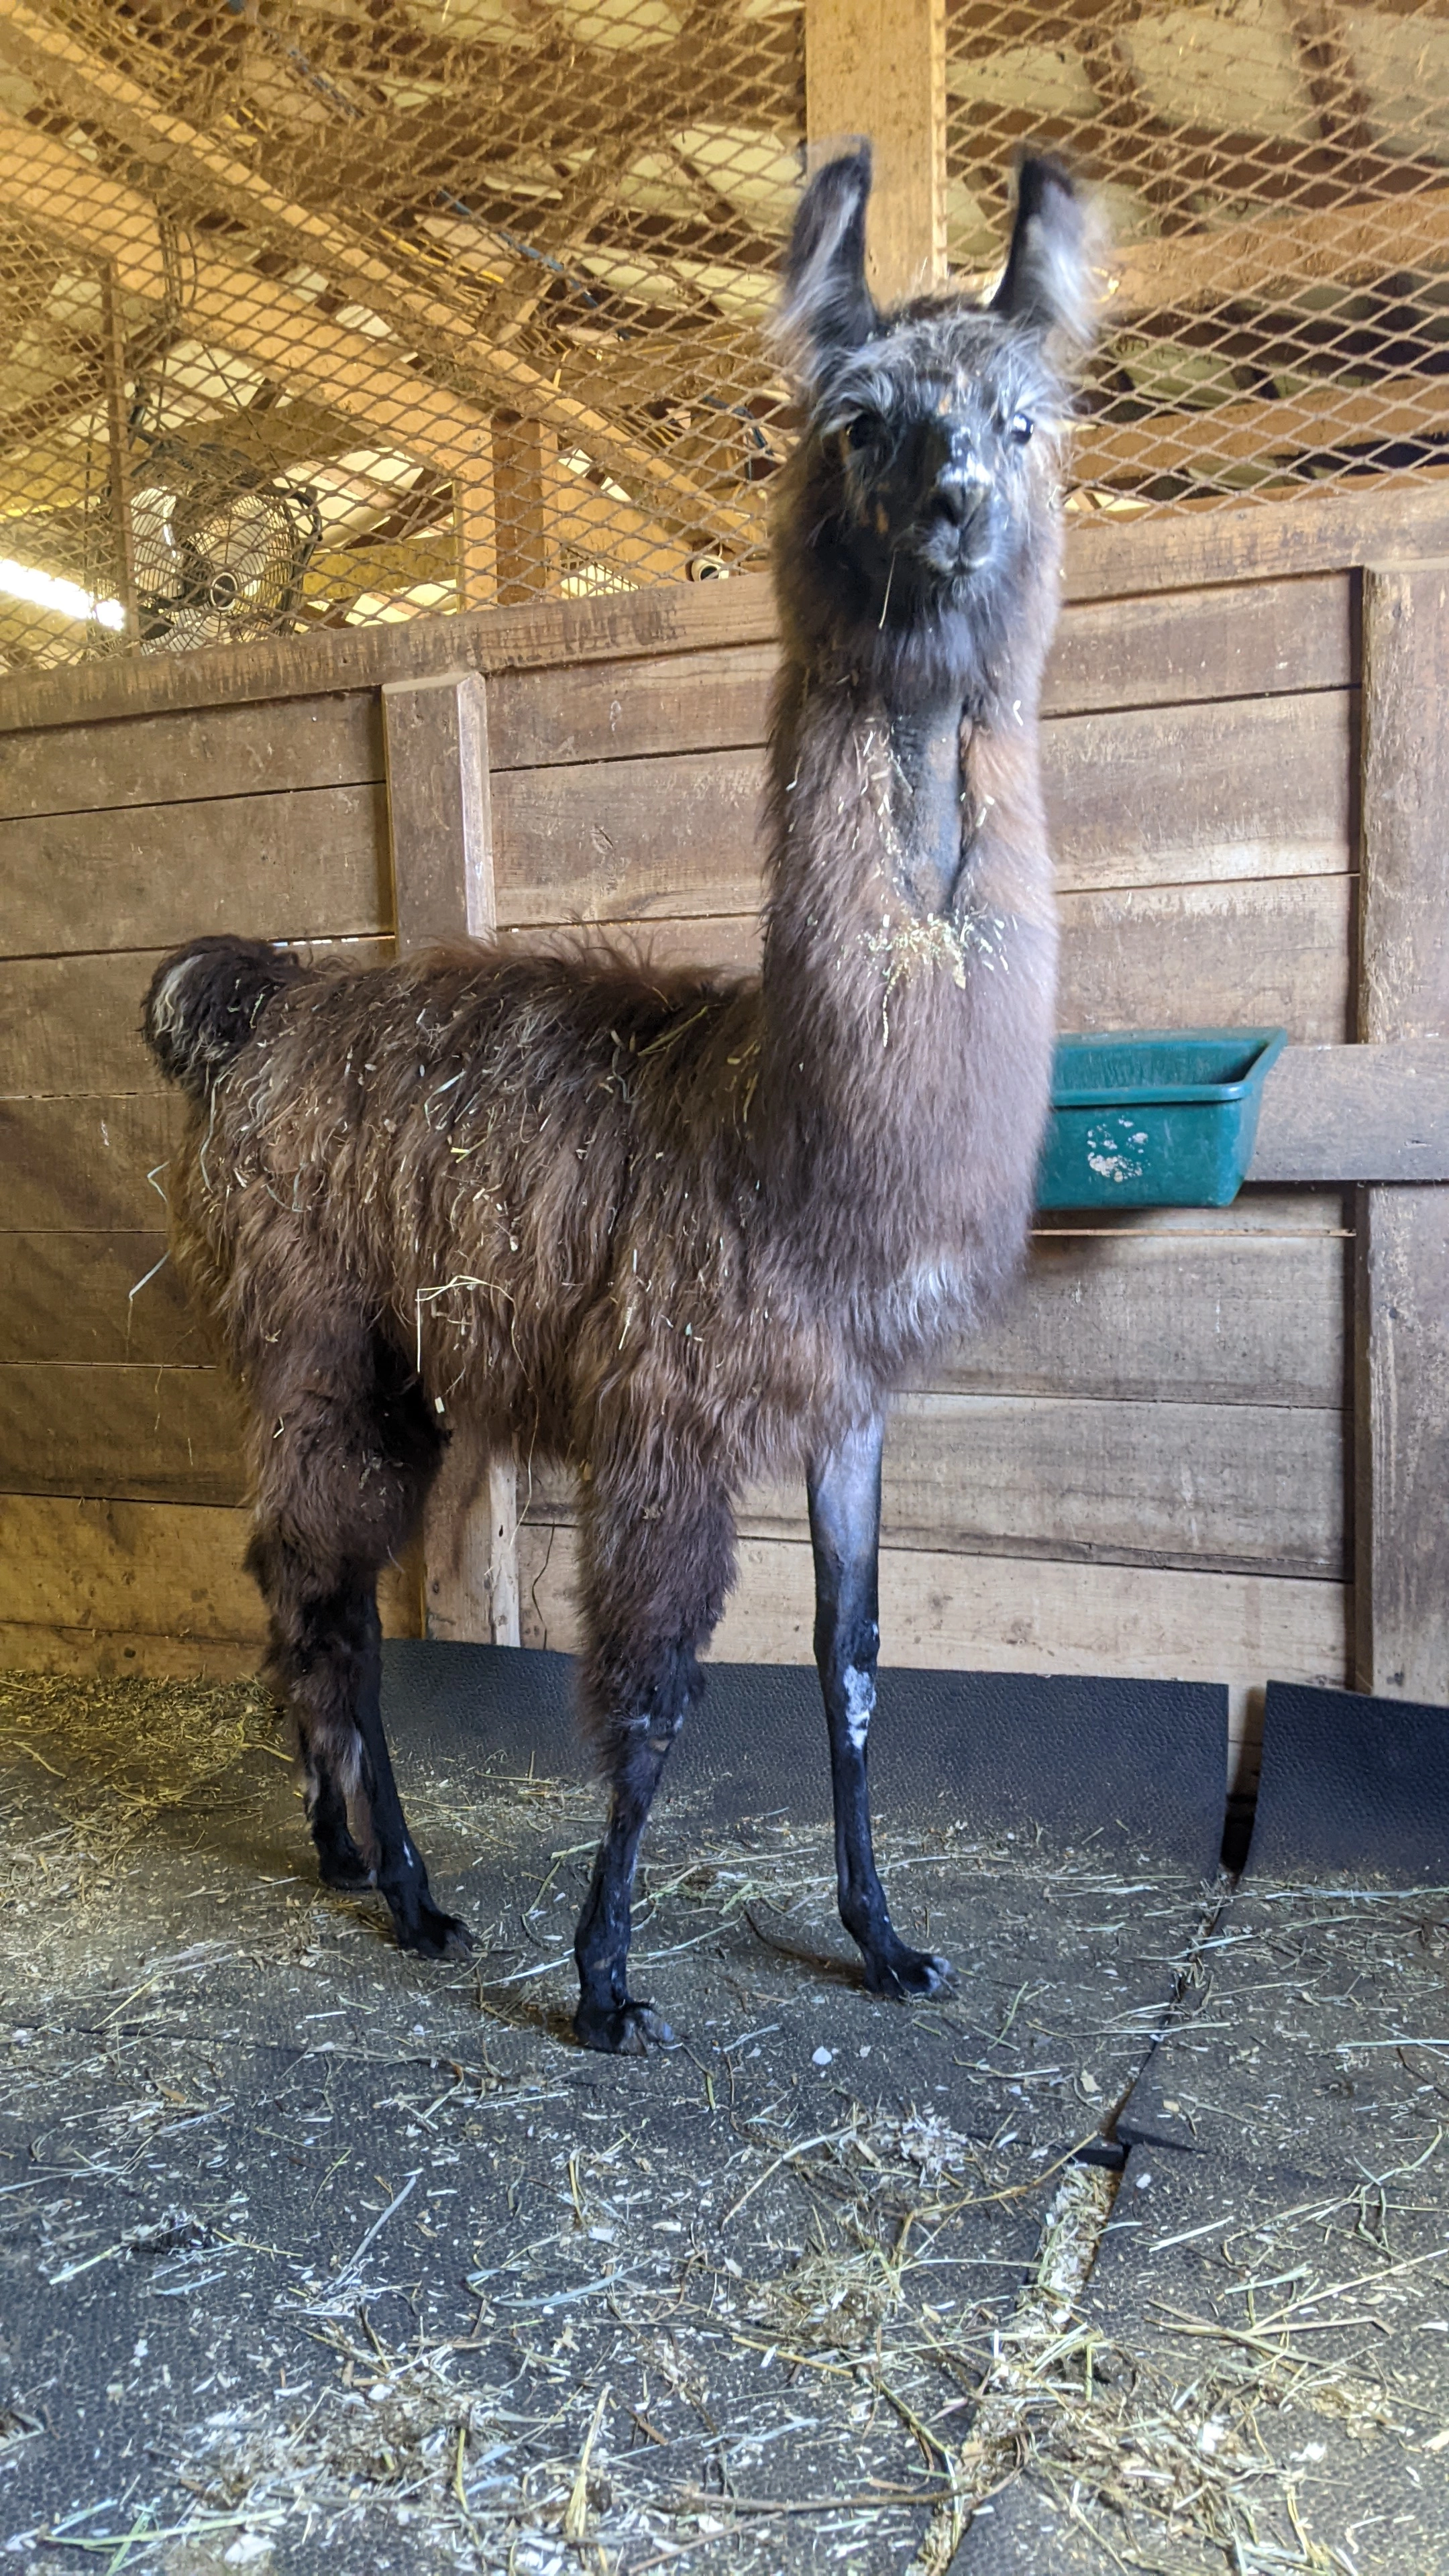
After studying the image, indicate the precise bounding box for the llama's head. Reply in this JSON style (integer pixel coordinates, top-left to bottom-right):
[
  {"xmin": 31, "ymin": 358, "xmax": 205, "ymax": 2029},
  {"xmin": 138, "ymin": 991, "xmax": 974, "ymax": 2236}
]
[{"xmin": 771, "ymin": 148, "xmax": 1097, "ymax": 696}]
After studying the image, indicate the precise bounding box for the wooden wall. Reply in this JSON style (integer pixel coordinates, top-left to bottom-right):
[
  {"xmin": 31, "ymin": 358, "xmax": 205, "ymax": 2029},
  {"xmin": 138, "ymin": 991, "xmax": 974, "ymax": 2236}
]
[{"xmin": 5, "ymin": 480, "xmax": 1446, "ymax": 1717}]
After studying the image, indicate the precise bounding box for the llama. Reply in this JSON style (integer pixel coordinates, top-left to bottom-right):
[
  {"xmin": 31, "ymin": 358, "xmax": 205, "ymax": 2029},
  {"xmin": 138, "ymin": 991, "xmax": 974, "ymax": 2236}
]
[{"xmin": 144, "ymin": 148, "xmax": 1093, "ymax": 2054}]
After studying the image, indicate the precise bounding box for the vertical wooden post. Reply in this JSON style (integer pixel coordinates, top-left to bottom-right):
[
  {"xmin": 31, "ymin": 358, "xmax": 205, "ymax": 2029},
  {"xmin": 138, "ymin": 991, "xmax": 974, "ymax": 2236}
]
[
  {"xmin": 494, "ymin": 417, "xmax": 558, "ymax": 605},
  {"xmin": 453, "ymin": 444, "xmax": 497, "ymax": 612},
  {"xmin": 382, "ymin": 669, "xmax": 521, "ymax": 1646},
  {"xmin": 1353, "ymin": 563, "xmax": 1449, "ymax": 1701},
  {"xmin": 101, "ymin": 263, "xmax": 137, "ymax": 638},
  {"xmin": 805, "ymin": 0, "xmax": 947, "ymax": 301}
]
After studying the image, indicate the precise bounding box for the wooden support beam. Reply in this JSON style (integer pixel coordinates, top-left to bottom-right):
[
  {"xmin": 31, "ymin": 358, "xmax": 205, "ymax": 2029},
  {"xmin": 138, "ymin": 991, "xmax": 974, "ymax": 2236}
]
[
  {"xmin": 382, "ymin": 671, "xmax": 519, "ymax": 1646},
  {"xmin": 494, "ymin": 420, "xmax": 558, "ymax": 607},
  {"xmin": 1353, "ymin": 564, "xmax": 1449, "ymax": 1702},
  {"xmin": 1076, "ymin": 372, "xmax": 1448, "ymax": 488},
  {"xmin": 805, "ymin": 0, "xmax": 947, "ymax": 301},
  {"xmin": 0, "ymin": 1, "xmax": 755, "ymax": 547},
  {"xmin": 1109, "ymin": 184, "xmax": 1449, "ymax": 322},
  {"xmin": 100, "ymin": 264, "xmax": 136, "ymax": 639},
  {"xmin": 453, "ymin": 455, "xmax": 497, "ymax": 614}
]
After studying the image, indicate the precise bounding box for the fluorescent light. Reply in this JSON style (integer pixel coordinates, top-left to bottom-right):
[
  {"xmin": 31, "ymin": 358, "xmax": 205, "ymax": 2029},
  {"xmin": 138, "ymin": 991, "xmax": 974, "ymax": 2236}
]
[{"xmin": 0, "ymin": 556, "xmax": 125, "ymax": 630}]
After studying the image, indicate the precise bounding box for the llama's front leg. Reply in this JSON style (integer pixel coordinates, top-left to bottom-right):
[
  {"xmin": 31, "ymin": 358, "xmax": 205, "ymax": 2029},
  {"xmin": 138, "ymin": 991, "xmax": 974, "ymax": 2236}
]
[
  {"xmin": 572, "ymin": 1479, "xmax": 734, "ymax": 2053},
  {"xmin": 808, "ymin": 1417, "xmax": 951, "ymax": 1998}
]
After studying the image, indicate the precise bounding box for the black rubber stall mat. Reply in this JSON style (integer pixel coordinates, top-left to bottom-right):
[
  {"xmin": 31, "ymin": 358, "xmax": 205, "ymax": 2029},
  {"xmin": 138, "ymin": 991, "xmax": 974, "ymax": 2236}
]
[
  {"xmin": 1250, "ymin": 1678, "xmax": 1449, "ymax": 1878},
  {"xmin": 383, "ymin": 1642, "xmax": 1228, "ymax": 1875}
]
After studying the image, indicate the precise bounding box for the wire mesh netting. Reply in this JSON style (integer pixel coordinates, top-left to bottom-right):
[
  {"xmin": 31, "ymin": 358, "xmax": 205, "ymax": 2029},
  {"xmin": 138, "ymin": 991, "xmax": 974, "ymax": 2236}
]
[
  {"xmin": 947, "ymin": 0, "xmax": 1449, "ymax": 517},
  {"xmin": 0, "ymin": 0, "xmax": 1444, "ymax": 667}
]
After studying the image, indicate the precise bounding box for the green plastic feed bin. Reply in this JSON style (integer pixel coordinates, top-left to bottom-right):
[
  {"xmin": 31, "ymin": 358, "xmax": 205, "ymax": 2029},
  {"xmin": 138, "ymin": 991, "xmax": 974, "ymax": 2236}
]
[{"xmin": 1036, "ymin": 1027, "xmax": 1287, "ymax": 1210}]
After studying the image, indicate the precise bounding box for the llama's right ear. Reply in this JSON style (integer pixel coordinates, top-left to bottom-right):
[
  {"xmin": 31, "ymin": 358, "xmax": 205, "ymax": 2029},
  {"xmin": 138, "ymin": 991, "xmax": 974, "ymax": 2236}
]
[{"xmin": 774, "ymin": 147, "xmax": 877, "ymax": 393}]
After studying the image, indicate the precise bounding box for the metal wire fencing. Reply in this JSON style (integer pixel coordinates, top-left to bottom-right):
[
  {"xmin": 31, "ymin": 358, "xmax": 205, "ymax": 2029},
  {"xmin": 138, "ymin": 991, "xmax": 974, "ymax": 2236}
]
[{"xmin": 0, "ymin": 0, "xmax": 1444, "ymax": 667}]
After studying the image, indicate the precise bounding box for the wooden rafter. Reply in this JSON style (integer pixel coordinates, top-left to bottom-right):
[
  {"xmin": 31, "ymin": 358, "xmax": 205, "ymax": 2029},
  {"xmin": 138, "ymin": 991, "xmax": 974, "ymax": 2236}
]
[
  {"xmin": 0, "ymin": 0, "xmax": 759, "ymax": 545},
  {"xmin": 1109, "ymin": 184, "xmax": 1449, "ymax": 321},
  {"xmin": 1077, "ymin": 370, "xmax": 1449, "ymax": 482}
]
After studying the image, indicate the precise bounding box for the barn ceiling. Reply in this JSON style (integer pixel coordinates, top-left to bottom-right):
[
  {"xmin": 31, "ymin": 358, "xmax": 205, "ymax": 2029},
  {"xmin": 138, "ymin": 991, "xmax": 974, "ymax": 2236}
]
[{"xmin": 0, "ymin": 0, "xmax": 1442, "ymax": 663}]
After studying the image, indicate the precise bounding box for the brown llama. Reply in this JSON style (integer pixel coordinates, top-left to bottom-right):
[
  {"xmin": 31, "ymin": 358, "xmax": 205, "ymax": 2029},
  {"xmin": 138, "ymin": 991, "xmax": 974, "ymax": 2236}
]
[{"xmin": 144, "ymin": 148, "xmax": 1094, "ymax": 2054}]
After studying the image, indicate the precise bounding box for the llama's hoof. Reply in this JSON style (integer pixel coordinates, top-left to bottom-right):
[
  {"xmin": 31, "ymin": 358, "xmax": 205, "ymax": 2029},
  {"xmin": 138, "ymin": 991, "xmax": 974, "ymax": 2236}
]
[
  {"xmin": 574, "ymin": 1998, "xmax": 678, "ymax": 2057},
  {"xmin": 396, "ymin": 1902, "xmax": 474, "ymax": 1961},
  {"xmin": 865, "ymin": 1943, "xmax": 953, "ymax": 2000}
]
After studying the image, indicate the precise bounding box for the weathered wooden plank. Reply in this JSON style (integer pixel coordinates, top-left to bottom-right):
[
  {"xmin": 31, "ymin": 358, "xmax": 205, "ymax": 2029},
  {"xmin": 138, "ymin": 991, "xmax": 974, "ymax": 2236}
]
[
  {"xmin": 517, "ymin": 1521, "xmax": 1349, "ymax": 1690},
  {"xmin": 524, "ymin": 1393, "xmax": 1344, "ymax": 1578},
  {"xmin": 491, "ymin": 747, "xmax": 763, "ymax": 925},
  {"xmin": 490, "ymin": 694, "xmax": 1350, "ymax": 927},
  {"xmin": 0, "ymin": 1624, "xmax": 260, "ymax": 1682},
  {"xmin": 0, "ymin": 781, "xmax": 391, "ymax": 960},
  {"xmin": 1059, "ymin": 874, "xmax": 1352, "ymax": 1044},
  {"xmin": 1044, "ymin": 574, "xmax": 1352, "ymax": 718},
  {"xmin": 0, "ymin": 1094, "xmax": 185, "ymax": 1230},
  {"xmin": 0, "ymin": 937, "xmax": 393, "ymax": 1098},
  {"xmin": 0, "ymin": 692, "xmax": 382, "ymax": 824},
  {"xmin": 1044, "ymin": 690, "xmax": 1352, "ymax": 894},
  {"xmin": 1354, "ymin": 564, "xmax": 1449, "ymax": 1702},
  {"xmin": 482, "ymin": 579, "xmax": 1352, "ymax": 774},
  {"xmin": 0, "ymin": 1234, "xmax": 200, "ymax": 1364},
  {"xmin": 1062, "ymin": 476, "xmax": 1449, "ymax": 608},
  {"xmin": 384, "ymin": 670, "xmax": 495, "ymax": 951},
  {"xmin": 0, "ymin": 1364, "xmax": 246, "ymax": 1503},
  {"xmin": 924, "ymin": 1228, "xmax": 1346, "ymax": 1407},
  {"xmin": 0, "ymin": 1493, "xmax": 418, "ymax": 1645},
  {"xmin": 1250, "ymin": 1042, "xmax": 1449, "ymax": 1183}
]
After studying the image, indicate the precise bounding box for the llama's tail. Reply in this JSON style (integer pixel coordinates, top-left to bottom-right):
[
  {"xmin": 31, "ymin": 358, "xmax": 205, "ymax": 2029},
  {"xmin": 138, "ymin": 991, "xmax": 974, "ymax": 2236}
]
[{"xmin": 144, "ymin": 935, "xmax": 306, "ymax": 1104}]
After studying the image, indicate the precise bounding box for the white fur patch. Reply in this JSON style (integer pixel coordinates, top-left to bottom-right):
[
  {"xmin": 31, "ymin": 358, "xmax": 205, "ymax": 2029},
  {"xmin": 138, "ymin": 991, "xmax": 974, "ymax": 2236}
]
[{"xmin": 842, "ymin": 1664, "xmax": 875, "ymax": 1750}]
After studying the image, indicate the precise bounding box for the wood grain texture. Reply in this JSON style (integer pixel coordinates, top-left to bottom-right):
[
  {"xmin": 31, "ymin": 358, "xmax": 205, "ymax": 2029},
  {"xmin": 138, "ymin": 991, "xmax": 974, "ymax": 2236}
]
[
  {"xmin": 0, "ymin": 781, "xmax": 391, "ymax": 961},
  {"xmin": 1359, "ymin": 564, "xmax": 1449, "ymax": 1045},
  {"xmin": 1250, "ymin": 1042, "xmax": 1449, "ymax": 1183},
  {"xmin": 523, "ymin": 1391, "xmax": 1344, "ymax": 1579},
  {"xmin": 390, "ymin": 578, "xmax": 1353, "ymax": 780},
  {"xmin": 489, "ymin": 692, "xmax": 1351, "ymax": 928},
  {"xmin": 1042, "ymin": 690, "xmax": 1353, "ymax": 894},
  {"xmin": 0, "ymin": 1493, "xmax": 418, "ymax": 1646},
  {"xmin": 806, "ymin": 0, "xmax": 947, "ymax": 297},
  {"xmin": 1354, "ymin": 1185, "xmax": 1449, "ymax": 1701},
  {"xmin": 1061, "ymin": 477, "xmax": 1449, "ymax": 606},
  {"xmin": 0, "ymin": 692, "xmax": 382, "ymax": 823},
  {"xmin": 1354, "ymin": 564, "xmax": 1449, "ymax": 1700},
  {"xmin": 517, "ymin": 1521, "xmax": 1348, "ymax": 1689},
  {"xmin": 0, "ymin": 938, "xmax": 394, "ymax": 1098},
  {"xmin": 0, "ymin": 1364, "xmax": 246, "ymax": 1504},
  {"xmin": 384, "ymin": 669, "xmax": 495, "ymax": 951},
  {"xmin": 0, "ymin": 1233, "xmax": 201, "ymax": 1364},
  {"xmin": 922, "ymin": 1224, "xmax": 1346, "ymax": 1406},
  {"xmin": 0, "ymin": 1095, "xmax": 185, "ymax": 1230},
  {"xmin": 0, "ymin": 1623, "xmax": 260, "ymax": 1681},
  {"xmin": 1058, "ymin": 873, "xmax": 1353, "ymax": 1043}
]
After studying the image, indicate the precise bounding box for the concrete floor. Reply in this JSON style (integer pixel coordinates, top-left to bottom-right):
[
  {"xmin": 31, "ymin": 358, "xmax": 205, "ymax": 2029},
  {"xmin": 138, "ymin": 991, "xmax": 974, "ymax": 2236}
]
[{"xmin": 1, "ymin": 1657, "xmax": 1446, "ymax": 2574}]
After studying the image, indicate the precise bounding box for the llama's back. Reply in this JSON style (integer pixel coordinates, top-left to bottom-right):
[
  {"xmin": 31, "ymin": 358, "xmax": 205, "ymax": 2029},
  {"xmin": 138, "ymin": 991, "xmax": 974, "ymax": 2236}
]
[{"xmin": 146, "ymin": 934, "xmax": 777, "ymax": 1458}]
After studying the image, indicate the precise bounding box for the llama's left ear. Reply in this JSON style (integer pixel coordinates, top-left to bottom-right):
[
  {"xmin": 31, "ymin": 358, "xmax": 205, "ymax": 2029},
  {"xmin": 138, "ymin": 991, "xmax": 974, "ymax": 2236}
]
[
  {"xmin": 991, "ymin": 154, "xmax": 1097, "ymax": 350},
  {"xmin": 774, "ymin": 146, "xmax": 878, "ymax": 392}
]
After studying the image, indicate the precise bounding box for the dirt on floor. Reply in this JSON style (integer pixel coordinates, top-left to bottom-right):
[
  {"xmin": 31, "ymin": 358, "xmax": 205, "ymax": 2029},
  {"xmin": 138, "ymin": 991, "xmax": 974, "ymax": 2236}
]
[{"xmin": 1, "ymin": 1666, "xmax": 1447, "ymax": 2576}]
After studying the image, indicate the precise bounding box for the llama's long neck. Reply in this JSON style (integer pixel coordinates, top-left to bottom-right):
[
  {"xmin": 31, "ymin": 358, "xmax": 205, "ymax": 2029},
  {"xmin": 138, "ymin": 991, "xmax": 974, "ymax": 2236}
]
[{"xmin": 755, "ymin": 637, "xmax": 1057, "ymax": 1342}]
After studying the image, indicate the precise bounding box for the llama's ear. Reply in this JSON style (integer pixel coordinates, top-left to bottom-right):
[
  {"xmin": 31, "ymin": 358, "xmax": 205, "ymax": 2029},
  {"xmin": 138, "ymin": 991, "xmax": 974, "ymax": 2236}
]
[
  {"xmin": 991, "ymin": 154, "xmax": 1097, "ymax": 350},
  {"xmin": 774, "ymin": 146, "xmax": 877, "ymax": 391}
]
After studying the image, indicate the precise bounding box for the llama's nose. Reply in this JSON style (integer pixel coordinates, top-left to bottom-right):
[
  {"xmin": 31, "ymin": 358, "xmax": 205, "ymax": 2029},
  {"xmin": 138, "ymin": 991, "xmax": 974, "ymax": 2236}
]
[{"xmin": 931, "ymin": 439, "xmax": 993, "ymax": 528}]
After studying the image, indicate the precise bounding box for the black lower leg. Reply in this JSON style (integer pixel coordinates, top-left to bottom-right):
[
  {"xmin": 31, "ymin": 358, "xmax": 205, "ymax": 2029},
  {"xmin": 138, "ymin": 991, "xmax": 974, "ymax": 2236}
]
[
  {"xmin": 573, "ymin": 1741, "xmax": 677, "ymax": 2055},
  {"xmin": 351, "ymin": 1593, "xmax": 472, "ymax": 1959},
  {"xmin": 306, "ymin": 1758, "xmax": 373, "ymax": 1894},
  {"xmin": 808, "ymin": 1416, "xmax": 951, "ymax": 1999}
]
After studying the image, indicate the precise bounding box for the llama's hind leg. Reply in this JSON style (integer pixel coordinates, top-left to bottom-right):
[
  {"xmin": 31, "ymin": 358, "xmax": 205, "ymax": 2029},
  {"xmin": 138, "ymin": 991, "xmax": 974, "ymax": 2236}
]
[
  {"xmin": 572, "ymin": 1475, "xmax": 735, "ymax": 2054},
  {"xmin": 808, "ymin": 1417, "xmax": 951, "ymax": 1998},
  {"xmin": 247, "ymin": 1337, "xmax": 468, "ymax": 1957}
]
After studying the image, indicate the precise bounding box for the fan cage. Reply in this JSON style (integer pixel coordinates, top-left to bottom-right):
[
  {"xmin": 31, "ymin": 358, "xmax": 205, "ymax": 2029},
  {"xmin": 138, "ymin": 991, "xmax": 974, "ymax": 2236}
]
[{"xmin": 0, "ymin": 0, "xmax": 1442, "ymax": 669}]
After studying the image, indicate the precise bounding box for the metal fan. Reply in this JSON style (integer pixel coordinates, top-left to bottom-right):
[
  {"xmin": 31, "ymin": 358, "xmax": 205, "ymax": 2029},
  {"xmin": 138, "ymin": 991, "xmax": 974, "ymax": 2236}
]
[{"xmin": 130, "ymin": 447, "xmax": 321, "ymax": 652}]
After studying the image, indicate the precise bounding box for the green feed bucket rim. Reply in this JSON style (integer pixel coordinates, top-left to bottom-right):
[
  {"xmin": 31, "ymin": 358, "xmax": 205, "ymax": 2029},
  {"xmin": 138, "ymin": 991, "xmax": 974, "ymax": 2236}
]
[{"xmin": 1050, "ymin": 1026, "xmax": 1287, "ymax": 1110}]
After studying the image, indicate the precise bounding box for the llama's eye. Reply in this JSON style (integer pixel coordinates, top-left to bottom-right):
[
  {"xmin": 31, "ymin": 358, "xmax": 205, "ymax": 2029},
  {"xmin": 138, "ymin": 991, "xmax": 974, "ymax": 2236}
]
[
  {"xmin": 844, "ymin": 413, "xmax": 878, "ymax": 451},
  {"xmin": 1010, "ymin": 411, "xmax": 1034, "ymax": 445}
]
